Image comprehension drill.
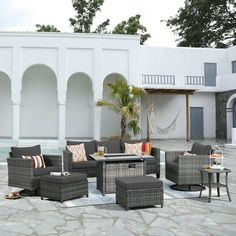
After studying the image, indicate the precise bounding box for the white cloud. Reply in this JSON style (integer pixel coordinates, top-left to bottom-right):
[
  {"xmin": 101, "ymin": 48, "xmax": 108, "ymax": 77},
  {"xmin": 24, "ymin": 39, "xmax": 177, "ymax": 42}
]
[{"xmin": 0, "ymin": 0, "xmax": 185, "ymax": 47}]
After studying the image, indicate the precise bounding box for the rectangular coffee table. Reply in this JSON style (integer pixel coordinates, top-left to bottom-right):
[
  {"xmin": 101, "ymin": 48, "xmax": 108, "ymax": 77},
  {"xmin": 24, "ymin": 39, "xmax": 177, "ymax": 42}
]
[{"xmin": 90, "ymin": 154, "xmax": 146, "ymax": 195}]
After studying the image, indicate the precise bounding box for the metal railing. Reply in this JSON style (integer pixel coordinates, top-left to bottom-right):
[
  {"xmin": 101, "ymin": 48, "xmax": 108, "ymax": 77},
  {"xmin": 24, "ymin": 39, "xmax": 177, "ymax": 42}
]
[
  {"xmin": 185, "ymin": 76, "xmax": 205, "ymax": 85},
  {"xmin": 142, "ymin": 75, "xmax": 175, "ymax": 85}
]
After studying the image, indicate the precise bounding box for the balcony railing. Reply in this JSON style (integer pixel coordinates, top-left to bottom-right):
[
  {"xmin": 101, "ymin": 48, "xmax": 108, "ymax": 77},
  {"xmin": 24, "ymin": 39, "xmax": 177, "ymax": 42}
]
[
  {"xmin": 142, "ymin": 75, "xmax": 175, "ymax": 85},
  {"xmin": 185, "ymin": 76, "xmax": 205, "ymax": 85}
]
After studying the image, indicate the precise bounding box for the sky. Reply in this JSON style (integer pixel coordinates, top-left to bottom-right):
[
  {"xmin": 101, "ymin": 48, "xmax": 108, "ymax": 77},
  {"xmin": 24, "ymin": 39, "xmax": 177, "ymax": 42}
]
[{"xmin": 0, "ymin": 0, "xmax": 185, "ymax": 47}]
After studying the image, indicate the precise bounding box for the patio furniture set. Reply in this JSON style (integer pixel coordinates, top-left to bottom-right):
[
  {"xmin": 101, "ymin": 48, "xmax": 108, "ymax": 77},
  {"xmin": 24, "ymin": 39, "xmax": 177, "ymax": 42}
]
[{"xmin": 6, "ymin": 141, "xmax": 231, "ymax": 210}]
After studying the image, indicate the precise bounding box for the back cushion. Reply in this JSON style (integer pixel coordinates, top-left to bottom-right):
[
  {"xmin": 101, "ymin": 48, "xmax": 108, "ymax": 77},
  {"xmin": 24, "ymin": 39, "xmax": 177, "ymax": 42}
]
[
  {"xmin": 125, "ymin": 142, "xmax": 142, "ymax": 155},
  {"xmin": 11, "ymin": 145, "xmax": 41, "ymax": 158},
  {"xmin": 22, "ymin": 154, "xmax": 46, "ymax": 168},
  {"xmin": 66, "ymin": 140, "xmax": 96, "ymax": 160},
  {"xmin": 191, "ymin": 142, "xmax": 211, "ymax": 155},
  {"xmin": 96, "ymin": 140, "xmax": 121, "ymax": 153},
  {"xmin": 67, "ymin": 144, "xmax": 87, "ymax": 162},
  {"xmin": 120, "ymin": 139, "xmax": 144, "ymax": 153}
]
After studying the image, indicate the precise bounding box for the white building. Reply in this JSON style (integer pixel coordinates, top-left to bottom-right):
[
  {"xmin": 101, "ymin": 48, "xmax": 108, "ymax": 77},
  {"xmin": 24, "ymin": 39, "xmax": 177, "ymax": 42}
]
[{"xmin": 0, "ymin": 32, "xmax": 235, "ymax": 144}]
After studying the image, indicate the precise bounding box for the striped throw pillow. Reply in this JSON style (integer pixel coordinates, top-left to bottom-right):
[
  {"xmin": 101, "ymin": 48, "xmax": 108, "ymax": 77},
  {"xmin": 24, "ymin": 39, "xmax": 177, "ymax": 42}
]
[
  {"xmin": 67, "ymin": 144, "xmax": 87, "ymax": 162},
  {"xmin": 125, "ymin": 142, "xmax": 143, "ymax": 155},
  {"xmin": 22, "ymin": 154, "xmax": 46, "ymax": 168}
]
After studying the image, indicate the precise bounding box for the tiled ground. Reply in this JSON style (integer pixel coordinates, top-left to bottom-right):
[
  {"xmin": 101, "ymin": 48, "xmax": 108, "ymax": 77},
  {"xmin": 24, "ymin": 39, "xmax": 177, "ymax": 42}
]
[{"xmin": 0, "ymin": 139, "xmax": 236, "ymax": 236}]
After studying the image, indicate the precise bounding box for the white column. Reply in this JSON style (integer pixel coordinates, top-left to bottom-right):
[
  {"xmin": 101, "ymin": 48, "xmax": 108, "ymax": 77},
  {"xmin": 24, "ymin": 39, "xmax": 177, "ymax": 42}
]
[
  {"xmin": 58, "ymin": 102, "xmax": 66, "ymax": 142},
  {"xmin": 93, "ymin": 48, "xmax": 103, "ymax": 140},
  {"xmin": 93, "ymin": 105, "xmax": 102, "ymax": 140},
  {"xmin": 12, "ymin": 102, "xmax": 20, "ymax": 140},
  {"xmin": 232, "ymin": 128, "xmax": 236, "ymax": 144},
  {"xmin": 57, "ymin": 46, "xmax": 67, "ymax": 145},
  {"xmin": 11, "ymin": 45, "xmax": 22, "ymax": 141}
]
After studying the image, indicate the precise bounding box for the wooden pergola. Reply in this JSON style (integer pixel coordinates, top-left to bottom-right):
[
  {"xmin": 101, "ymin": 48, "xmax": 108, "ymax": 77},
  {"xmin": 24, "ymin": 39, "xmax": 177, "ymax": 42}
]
[{"xmin": 145, "ymin": 88, "xmax": 195, "ymax": 142}]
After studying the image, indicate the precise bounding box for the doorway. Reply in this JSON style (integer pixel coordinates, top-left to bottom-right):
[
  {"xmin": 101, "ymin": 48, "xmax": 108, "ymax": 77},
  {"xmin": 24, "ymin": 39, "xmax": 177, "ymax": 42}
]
[{"xmin": 190, "ymin": 107, "xmax": 204, "ymax": 139}]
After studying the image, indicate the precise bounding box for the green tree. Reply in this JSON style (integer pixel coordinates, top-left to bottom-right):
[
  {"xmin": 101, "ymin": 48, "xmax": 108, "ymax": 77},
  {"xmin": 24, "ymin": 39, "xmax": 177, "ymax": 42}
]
[
  {"xmin": 36, "ymin": 24, "xmax": 60, "ymax": 32},
  {"xmin": 166, "ymin": 0, "xmax": 236, "ymax": 48},
  {"xmin": 112, "ymin": 15, "xmax": 151, "ymax": 45},
  {"xmin": 69, "ymin": 0, "xmax": 151, "ymax": 43},
  {"xmin": 96, "ymin": 79, "xmax": 146, "ymax": 138},
  {"xmin": 69, "ymin": 0, "xmax": 108, "ymax": 33}
]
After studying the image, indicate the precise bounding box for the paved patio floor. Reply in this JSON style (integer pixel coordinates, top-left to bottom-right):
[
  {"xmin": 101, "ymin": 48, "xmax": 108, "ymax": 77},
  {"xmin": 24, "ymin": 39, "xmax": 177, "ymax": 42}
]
[{"xmin": 0, "ymin": 139, "xmax": 236, "ymax": 236}]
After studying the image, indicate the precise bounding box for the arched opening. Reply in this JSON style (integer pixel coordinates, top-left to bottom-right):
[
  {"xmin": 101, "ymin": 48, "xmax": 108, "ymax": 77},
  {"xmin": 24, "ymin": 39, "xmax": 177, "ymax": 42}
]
[
  {"xmin": 66, "ymin": 73, "xmax": 93, "ymax": 139},
  {"xmin": 101, "ymin": 73, "xmax": 127, "ymax": 139},
  {"xmin": 20, "ymin": 64, "xmax": 58, "ymax": 138},
  {"xmin": 0, "ymin": 71, "xmax": 12, "ymax": 138}
]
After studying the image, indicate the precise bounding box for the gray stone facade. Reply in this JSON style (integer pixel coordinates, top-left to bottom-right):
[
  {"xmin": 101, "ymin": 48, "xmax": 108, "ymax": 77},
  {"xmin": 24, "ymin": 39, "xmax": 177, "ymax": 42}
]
[{"xmin": 216, "ymin": 89, "xmax": 236, "ymax": 139}]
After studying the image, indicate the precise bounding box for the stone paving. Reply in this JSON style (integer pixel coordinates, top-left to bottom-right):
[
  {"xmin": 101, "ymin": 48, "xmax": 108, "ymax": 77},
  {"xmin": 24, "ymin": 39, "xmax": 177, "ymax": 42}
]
[{"xmin": 0, "ymin": 139, "xmax": 236, "ymax": 236}]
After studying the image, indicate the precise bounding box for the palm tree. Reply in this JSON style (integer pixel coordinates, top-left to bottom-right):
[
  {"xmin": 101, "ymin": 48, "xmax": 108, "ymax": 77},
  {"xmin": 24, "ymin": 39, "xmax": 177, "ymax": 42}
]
[{"xmin": 96, "ymin": 79, "xmax": 146, "ymax": 139}]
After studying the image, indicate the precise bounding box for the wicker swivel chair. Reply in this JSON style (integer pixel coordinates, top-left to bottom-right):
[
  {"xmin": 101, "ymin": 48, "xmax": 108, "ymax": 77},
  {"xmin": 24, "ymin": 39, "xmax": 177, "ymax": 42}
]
[
  {"xmin": 165, "ymin": 142, "xmax": 212, "ymax": 191},
  {"xmin": 7, "ymin": 145, "xmax": 62, "ymax": 194}
]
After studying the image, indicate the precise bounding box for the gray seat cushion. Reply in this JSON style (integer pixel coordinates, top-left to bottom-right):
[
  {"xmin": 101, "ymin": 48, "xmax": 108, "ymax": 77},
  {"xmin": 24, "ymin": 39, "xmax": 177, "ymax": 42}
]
[
  {"xmin": 146, "ymin": 157, "xmax": 157, "ymax": 165},
  {"xmin": 166, "ymin": 161, "xmax": 178, "ymax": 172},
  {"xmin": 96, "ymin": 140, "xmax": 121, "ymax": 153},
  {"xmin": 115, "ymin": 176, "xmax": 163, "ymax": 190},
  {"xmin": 66, "ymin": 140, "xmax": 96, "ymax": 161},
  {"xmin": 11, "ymin": 145, "xmax": 41, "ymax": 158},
  {"xmin": 191, "ymin": 142, "xmax": 212, "ymax": 155},
  {"xmin": 71, "ymin": 161, "xmax": 96, "ymax": 169},
  {"xmin": 34, "ymin": 166, "xmax": 60, "ymax": 176},
  {"xmin": 40, "ymin": 173, "xmax": 87, "ymax": 184}
]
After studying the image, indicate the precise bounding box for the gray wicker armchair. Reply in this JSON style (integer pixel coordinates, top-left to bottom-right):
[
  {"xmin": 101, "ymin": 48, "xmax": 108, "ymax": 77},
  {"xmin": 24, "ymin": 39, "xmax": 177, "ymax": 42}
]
[
  {"xmin": 7, "ymin": 145, "xmax": 62, "ymax": 194},
  {"xmin": 165, "ymin": 142, "xmax": 212, "ymax": 191}
]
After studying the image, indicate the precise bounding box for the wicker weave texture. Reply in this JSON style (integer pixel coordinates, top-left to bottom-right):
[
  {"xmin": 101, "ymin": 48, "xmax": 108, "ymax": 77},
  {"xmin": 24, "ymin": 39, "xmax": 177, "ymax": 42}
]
[
  {"xmin": 97, "ymin": 161, "xmax": 145, "ymax": 194},
  {"xmin": 7, "ymin": 155, "xmax": 61, "ymax": 191},
  {"xmin": 165, "ymin": 151, "xmax": 210, "ymax": 185},
  {"xmin": 41, "ymin": 178, "xmax": 88, "ymax": 203},
  {"xmin": 116, "ymin": 185, "xmax": 163, "ymax": 210}
]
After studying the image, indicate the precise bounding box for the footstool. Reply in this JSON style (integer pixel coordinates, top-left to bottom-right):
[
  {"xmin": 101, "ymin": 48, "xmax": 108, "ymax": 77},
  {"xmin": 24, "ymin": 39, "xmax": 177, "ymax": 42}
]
[
  {"xmin": 40, "ymin": 173, "xmax": 88, "ymax": 203},
  {"xmin": 115, "ymin": 176, "xmax": 163, "ymax": 210}
]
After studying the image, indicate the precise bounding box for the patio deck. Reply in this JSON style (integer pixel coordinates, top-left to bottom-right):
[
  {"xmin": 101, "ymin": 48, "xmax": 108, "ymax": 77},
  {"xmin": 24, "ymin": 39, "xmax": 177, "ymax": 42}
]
[{"xmin": 0, "ymin": 139, "xmax": 235, "ymax": 235}]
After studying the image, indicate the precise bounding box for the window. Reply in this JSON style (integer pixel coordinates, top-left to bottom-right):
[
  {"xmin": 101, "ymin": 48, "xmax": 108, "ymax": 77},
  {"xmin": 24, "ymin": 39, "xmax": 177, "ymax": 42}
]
[
  {"xmin": 232, "ymin": 61, "xmax": 236, "ymax": 73},
  {"xmin": 204, "ymin": 63, "xmax": 217, "ymax": 86}
]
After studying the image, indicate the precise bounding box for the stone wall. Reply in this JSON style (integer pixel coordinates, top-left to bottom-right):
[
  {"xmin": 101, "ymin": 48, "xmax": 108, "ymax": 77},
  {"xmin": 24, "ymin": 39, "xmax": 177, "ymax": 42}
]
[{"xmin": 216, "ymin": 89, "xmax": 236, "ymax": 139}]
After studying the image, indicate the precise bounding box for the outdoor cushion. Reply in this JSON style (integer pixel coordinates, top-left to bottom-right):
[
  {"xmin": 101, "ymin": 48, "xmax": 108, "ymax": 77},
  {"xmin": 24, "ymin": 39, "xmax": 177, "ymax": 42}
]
[
  {"xmin": 116, "ymin": 176, "xmax": 163, "ymax": 190},
  {"xmin": 120, "ymin": 139, "xmax": 144, "ymax": 153},
  {"xmin": 125, "ymin": 142, "xmax": 142, "ymax": 155},
  {"xmin": 40, "ymin": 173, "xmax": 87, "ymax": 184},
  {"xmin": 71, "ymin": 161, "xmax": 96, "ymax": 169},
  {"xmin": 67, "ymin": 144, "xmax": 87, "ymax": 162},
  {"xmin": 34, "ymin": 166, "xmax": 60, "ymax": 176},
  {"xmin": 145, "ymin": 157, "xmax": 157, "ymax": 165},
  {"xmin": 22, "ymin": 154, "xmax": 46, "ymax": 168},
  {"xmin": 191, "ymin": 142, "xmax": 211, "ymax": 155},
  {"xmin": 11, "ymin": 145, "xmax": 41, "ymax": 158},
  {"xmin": 66, "ymin": 140, "xmax": 96, "ymax": 160},
  {"xmin": 166, "ymin": 161, "xmax": 178, "ymax": 172},
  {"xmin": 96, "ymin": 140, "xmax": 121, "ymax": 153}
]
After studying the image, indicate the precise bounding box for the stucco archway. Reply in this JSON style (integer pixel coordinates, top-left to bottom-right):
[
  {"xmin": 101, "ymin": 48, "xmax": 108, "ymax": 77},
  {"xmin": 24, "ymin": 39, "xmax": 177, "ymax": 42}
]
[
  {"xmin": 101, "ymin": 73, "xmax": 127, "ymax": 138},
  {"xmin": 66, "ymin": 73, "xmax": 93, "ymax": 139},
  {"xmin": 20, "ymin": 64, "xmax": 58, "ymax": 138},
  {"xmin": 0, "ymin": 71, "xmax": 12, "ymax": 138},
  {"xmin": 226, "ymin": 93, "xmax": 236, "ymax": 140}
]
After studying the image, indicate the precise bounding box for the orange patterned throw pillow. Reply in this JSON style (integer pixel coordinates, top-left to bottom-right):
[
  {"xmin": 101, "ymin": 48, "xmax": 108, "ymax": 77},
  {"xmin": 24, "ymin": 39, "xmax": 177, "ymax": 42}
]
[
  {"xmin": 125, "ymin": 142, "xmax": 143, "ymax": 155},
  {"xmin": 22, "ymin": 154, "xmax": 46, "ymax": 168},
  {"xmin": 67, "ymin": 144, "xmax": 87, "ymax": 162}
]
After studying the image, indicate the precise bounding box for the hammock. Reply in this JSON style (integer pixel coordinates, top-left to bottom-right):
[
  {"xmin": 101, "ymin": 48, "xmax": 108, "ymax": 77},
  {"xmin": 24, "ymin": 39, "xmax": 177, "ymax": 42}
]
[{"xmin": 147, "ymin": 104, "xmax": 180, "ymax": 135}]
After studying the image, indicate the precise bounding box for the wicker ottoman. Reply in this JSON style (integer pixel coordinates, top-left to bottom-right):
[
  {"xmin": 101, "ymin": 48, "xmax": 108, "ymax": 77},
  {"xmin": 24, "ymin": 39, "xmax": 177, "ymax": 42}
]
[
  {"xmin": 40, "ymin": 173, "xmax": 88, "ymax": 203},
  {"xmin": 115, "ymin": 176, "xmax": 163, "ymax": 210}
]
